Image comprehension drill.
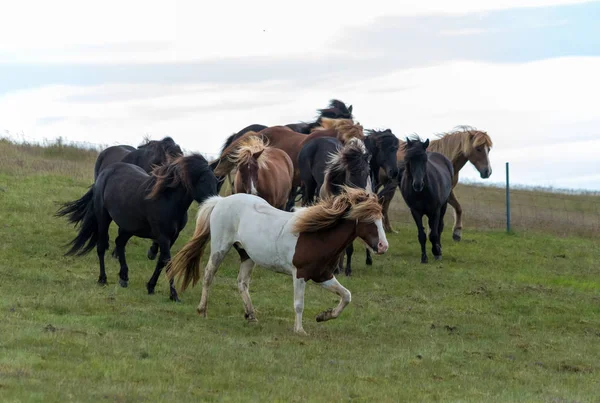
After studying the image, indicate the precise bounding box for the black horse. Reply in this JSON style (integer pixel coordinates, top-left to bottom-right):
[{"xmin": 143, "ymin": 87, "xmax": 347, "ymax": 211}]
[
  {"xmin": 94, "ymin": 137, "xmax": 183, "ymax": 179},
  {"xmin": 94, "ymin": 137, "xmax": 184, "ymax": 261},
  {"xmin": 359, "ymin": 129, "xmax": 400, "ymax": 267},
  {"xmin": 298, "ymin": 137, "xmax": 371, "ymax": 276},
  {"xmin": 399, "ymin": 136, "xmax": 453, "ymax": 263},
  {"xmin": 56, "ymin": 154, "xmax": 217, "ymax": 301},
  {"xmin": 215, "ymin": 100, "xmax": 354, "ymax": 193}
]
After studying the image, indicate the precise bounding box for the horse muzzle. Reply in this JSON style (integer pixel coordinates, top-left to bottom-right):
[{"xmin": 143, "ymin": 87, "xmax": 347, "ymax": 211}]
[{"xmin": 480, "ymin": 167, "xmax": 492, "ymax": 179}]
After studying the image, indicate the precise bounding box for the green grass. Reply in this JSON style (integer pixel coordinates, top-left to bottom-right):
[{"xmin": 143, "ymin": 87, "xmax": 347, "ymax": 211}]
[{"xmin": 1, "ymin": 140, "xmax": 599, "ymax": 402}]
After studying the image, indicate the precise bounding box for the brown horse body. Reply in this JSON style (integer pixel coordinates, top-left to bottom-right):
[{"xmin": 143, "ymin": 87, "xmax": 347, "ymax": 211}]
[
  {"xmin": 216, "ymin": 118, "xmax": 363, "ymax": 186},
  {"xmin": 230, "ymin": 136, "xmax": 294, "ymax": 210},
  {"xmin": 377, "ymin": 126, "xmax": 493, "ymax": 240}
]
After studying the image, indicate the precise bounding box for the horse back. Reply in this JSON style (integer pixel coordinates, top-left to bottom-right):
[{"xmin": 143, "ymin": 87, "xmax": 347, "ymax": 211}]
[
  {"xmin": 427, "ymin": 152, "xmax": 454, "ymax": 200},
  {"xmin": 94, "ymin": 145, "xmax": 135, "ymax": 179}
]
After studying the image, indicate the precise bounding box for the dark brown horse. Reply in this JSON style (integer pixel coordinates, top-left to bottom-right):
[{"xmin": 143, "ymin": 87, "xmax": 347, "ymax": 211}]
[
  {"xmin": 94, "ymin": 137, "xmax": 184, "ymax": 260},
  {"xmin": 214, "ymin": 118, "xmax": 364, "ymax": 210},
  {"xmin": 56, "ymin": 154, "xmax": 217, "ymax": 302},
  {"xmin": 399, "ymin": 136, "xmax": 453, "ymax": 263},
  {"xmin": 230, "ymin": 135, "xmax": 294, "ymax": 210},
  {"xmin": 376, "ymin": 126, "xmax": 493, "ymax": 239}
]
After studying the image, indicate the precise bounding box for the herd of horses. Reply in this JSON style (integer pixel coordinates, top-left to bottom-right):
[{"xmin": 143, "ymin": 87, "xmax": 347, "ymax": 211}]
[{"xmin": 56, "ymin": 99, "xmax": 493, "ymax": 334}]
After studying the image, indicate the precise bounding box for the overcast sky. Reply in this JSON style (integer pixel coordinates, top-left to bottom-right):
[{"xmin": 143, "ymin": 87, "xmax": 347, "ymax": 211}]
[{"xmin": 1, "ymin": 0, "xmax": 599, "ymax": 190}]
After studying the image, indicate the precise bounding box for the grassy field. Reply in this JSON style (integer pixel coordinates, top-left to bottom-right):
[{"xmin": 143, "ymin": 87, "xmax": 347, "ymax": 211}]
[{"xmin": 1, "ymin": 139, "xmax": 599, "ymax": 402}]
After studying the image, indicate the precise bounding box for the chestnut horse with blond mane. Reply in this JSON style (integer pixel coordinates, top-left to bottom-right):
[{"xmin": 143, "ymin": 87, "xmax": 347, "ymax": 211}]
[
  {"xmin": 214, "ymin": 118, "xmax": 364, "ymax": 210},
  {"xmin": 376, "ymin": 126, "xmax": 493, "ymax": 239},
  {"xmin": 228, "ymin": 136, "xmax": 293, "ymax": 210},
  {"xmin": 166, "ymin": 187, "xmax": 388, "ymax": 335}
]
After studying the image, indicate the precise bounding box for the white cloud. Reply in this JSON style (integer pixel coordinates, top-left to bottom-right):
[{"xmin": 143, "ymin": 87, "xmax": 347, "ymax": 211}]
[
  {"xmin": 0, "ymin": 0, "xmax": 593, "ymax": 63},
  {"xmin": 1, "ymin": 56, "xmax": 599, "ymax": 189}
]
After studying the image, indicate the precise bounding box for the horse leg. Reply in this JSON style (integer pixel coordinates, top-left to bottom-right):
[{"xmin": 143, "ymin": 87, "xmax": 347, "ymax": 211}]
[
  {"xmin": 448, "ymin": 190, "xmax": 463, "ymax": 242},
  {"xmin": 365, "ymin": 248, "xmax": 373, "ymax": 266},
  {"xmin": 233, "ymin": 244, "xmax": 257, "ymax": 322},
  {"xmin": 380, "ymin": 188, "xmax": 397, "ymax": 233},
  {"xmin": 292, "ymin": 275, "xmax": 307, "ymax": 335},
  {"xmin": 428, "ymin": 210, "xmax": 442, "ymax": 261},
  {"xmin": 114, "ymin": 229, "xmax": 133, "ymax": 288},
  {"xmin": 146, "ymin": 238, "xmax": 177, "ymax": 301},
  {"xmin": 147, "ymin": 241, "xmax": 159, "ymax": 260},
  {"xmin": 96, "ymin": 213, "xmax": 112, "ymax": 285},
  {"xmin": 333, "ymin": 253, "xmax": 343, "ymax": 275},
  {"xmin": 285, "ymin": 187, "xmax": 298, "ymax": 212},
  {"xmin": 315, "ymin": 276, "xmax": 351, "ymax": 323},
  {"xmin": 411, "ymin": 209, "xmax": 428, "ymax": 264},
  {"xmin": 302, "ymin": 179, "xmax": 317, "ymax": 207},
  {"xmin": 345, "ymin": 243, "xmax": 354, "ymax": 277},
  {"xmin": 197, "ymin": 249, "xmax": 228, "ymax": 317}
]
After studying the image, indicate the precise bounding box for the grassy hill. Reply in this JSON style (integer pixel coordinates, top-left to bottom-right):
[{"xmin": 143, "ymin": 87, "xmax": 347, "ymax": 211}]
[{"xmin": 0, "ymin": 139, "xmax": 599, "ymax": 402}]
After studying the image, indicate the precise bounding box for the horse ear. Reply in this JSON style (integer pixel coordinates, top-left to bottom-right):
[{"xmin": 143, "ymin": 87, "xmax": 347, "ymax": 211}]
[
  {"xmin": 253, "ymin": 149, "xmax": 264, "ymax": 160},
  {"xmin": 423, "ymin": 139, "xmax": 430, "ymax": 149},
  {"xmin": 406, "ymin": 137, "xmax": 412, "ymax": 146},
  {"xmin": 348, "ymin": 105, "xmax": 353, "ymax": 114}
]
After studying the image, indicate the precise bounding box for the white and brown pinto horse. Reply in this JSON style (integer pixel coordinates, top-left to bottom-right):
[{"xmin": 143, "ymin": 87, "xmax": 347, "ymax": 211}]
[
  {"xmin": 167, "ymin": 187, "xmax": 388, "ymax": 335},
  {"xmin": 229, "ymin": 135, "xmax": 294, "ymax": 210}
]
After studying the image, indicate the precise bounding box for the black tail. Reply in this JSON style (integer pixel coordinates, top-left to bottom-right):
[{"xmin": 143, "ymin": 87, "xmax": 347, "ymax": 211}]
[{"xmin": 55, "ymin": 186, "xmax": 99, "ymax": 256}]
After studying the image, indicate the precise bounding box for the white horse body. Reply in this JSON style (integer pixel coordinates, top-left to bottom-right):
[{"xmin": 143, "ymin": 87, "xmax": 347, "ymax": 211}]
[{"xmin": 208, "ymin": 193, "xmax": 298, "ymax": 273}]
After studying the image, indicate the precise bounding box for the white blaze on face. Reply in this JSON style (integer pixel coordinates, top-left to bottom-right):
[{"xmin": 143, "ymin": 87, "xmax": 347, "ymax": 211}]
[
  {"xmin": 250, "ymin": 179, "xmax": 258, "ymax": 195},
  {"xmin": 374, "ymin": 218, "xmax": 389, "ymax": 253},
  {"xmin": 485, "ymin": 146, "xmax": 492, "ymax": 176}
]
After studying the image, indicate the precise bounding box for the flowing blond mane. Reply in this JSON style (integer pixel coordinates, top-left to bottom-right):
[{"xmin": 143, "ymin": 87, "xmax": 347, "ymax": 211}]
[
  {"xmin": 228, "ymin": 135, "xmax": 270, "ymax": 170},
  {"xmin": 213, "ymin": 131, "xmax": 262, "ymax": 177},
  {"xmin": 312, "ymin": 118, "xmax": 364, "ymax": 143},
  {"xmin": 425, "ymin": 126, "xmax": 493, "ymax": 160},
  {"xmin": 293, "ymin": 186, "xmax": 382, "ymax": 233}
]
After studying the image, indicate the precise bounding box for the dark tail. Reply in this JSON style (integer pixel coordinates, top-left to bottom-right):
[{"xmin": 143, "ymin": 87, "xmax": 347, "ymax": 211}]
[{"xmin": 55, "ymin": 186, "xmax": 99, "ymax": 256}]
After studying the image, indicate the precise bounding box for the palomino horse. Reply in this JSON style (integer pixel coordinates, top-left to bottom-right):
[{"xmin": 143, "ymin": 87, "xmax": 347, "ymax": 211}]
[
  {"xmin": 229, "ymin": 136, "xmax": 294, "ymax": 210},
  {"xmin": 216, "ymin": 100, "xmax": 354, "ymax": 193},
  {"xmin": 56, "ymin": 154, "xmax": 217, "ymax": 302},
  {"xmin": 166, "ymin": 187, "xmax": 388, "ymax": 335},
  {"xmin": 398, "ymin": 136, "xmax": 453, "ymax": 263},
  {"xmin": 377, "ymin": 126, "xmax": 493, "ymax": 239},
  {"xmin": 214, "ymin": 118, "xmax": 364, "ymax": 210},
  {"xmin": 94, "ymin": 136, "xmax": 184, "ymax": 260},
  {"xmin": 298, "ymin": 137, "xmax": 372, "ymax": 276}
]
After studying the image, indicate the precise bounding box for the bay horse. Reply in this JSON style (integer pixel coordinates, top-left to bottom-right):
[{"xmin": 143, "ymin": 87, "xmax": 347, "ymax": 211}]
[
  {"xmin": 377, "ymin": 126, "xmax": 493, "ymax": 239},
  {"xmin": 56, "ymin": 154, "xmax": 217, "ymax": 302},
  {"xmin": 399, "ymin": 136, "xmax": 453, "ymax": 263},
  {"xmin": 298, "ymin": 137, "xmax": 371, "ymax": 276},
  {"xmin": 214, "ymin": 118, "xmax": 364, "ymax": 211},
  {"xmin": 230, "ymin": 135, "xmax": 294, "ymax": 210},
  {"xmin": 216, "ymin": 99, "xmax": 354, "ymax": 193},
  {"xmin": 166, "ymin": 186, "xmax": 388, "ymax": 335},
  {"xmin": 94, "ymin": 137, "xmax": 184, "ymax": 260}
]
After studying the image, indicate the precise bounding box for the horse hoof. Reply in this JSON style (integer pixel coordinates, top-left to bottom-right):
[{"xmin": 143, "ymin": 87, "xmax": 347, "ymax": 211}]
[
  {"xmin": 197, "ymin": 308, "xmax": 207, "ymax": 317},
  {"xmin": 146, "ymin": 284, "xmax": 155, "ymax": 295},
  {"xmin": 118, "ymin": 279, "xmax": 128, "ymax": 288},
  {"xmin": 452, "ymin": 233, "xmax": 461, "ymax": 242},
  {"xmin": 245, "ymin": 313, "xmax": 258, "ymax": 323},
  {"xmin": 345, "ymin": 271, "xmax": 352, "ymax": 277},
  {"xmin": 421, "ymin": 257, "xmax": 428, "ymax": 264},
  {"xmin": 97, "ymin": 278, "xmax": 107, "ymax": 286},
  {"xmin": 366, "ymin": 258, "xmax": 373, "ymax": 266},
  {"xmin": 434, "ymin": 255, "xmax": 442, "ymax": 261},
  {"xmin": 316, "ymin": 308, "xmax": 333, "ymax": 322},
  {"xmin": 170, "ymin": 295, "xmax": 181, "ymax": 303},
  {"xmin": 147, "ymin": 249, "xmax": 157, "ymax": 260},
  {"xmin": 294, "ymin": 328, "xmax": 308, "ymax": 336}
]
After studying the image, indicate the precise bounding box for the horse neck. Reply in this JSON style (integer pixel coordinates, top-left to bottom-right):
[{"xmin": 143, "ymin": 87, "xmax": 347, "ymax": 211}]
[
  {"xmin": 429, "ymin": 135, "xmax": 468, "ymax": 173},
  {"xmin": 294, "ymin": 220, "xmax": 357, "ymax": 269}
]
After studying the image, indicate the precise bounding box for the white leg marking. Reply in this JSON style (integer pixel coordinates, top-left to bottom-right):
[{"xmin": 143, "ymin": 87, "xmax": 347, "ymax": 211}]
[
  {"xmin": 316, "ymin": 276, "xmax": 351, "ymax": 322},
  {"xmin": 197, "ymin": 253, "xmax": 224, "ymax": 317},
  {"xmin": 374, "ymin": 218, "xmax": 389, "ymax": 254},
  {"xmin": 293, "ymin": 275, "xmax": 307, "ymax": 335}
]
